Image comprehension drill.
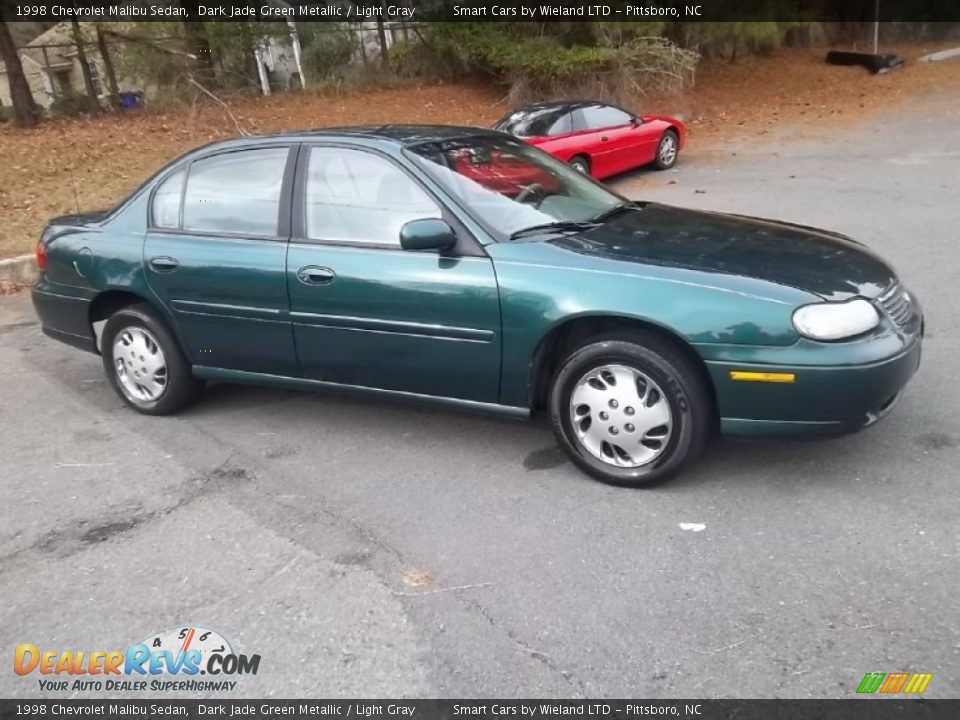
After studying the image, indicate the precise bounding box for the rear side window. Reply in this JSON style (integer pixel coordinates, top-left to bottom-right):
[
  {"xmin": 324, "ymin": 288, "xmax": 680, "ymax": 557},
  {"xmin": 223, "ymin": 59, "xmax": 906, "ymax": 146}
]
[
  {"xmin": 581, "ymin": 105, "xmax": 632, "ymax": 130},
  {"xmin": 180, "ymin": 147, "xmax": 288, "ymax": 236},
  {"xmin": 546, "ymin": 112, "xmax": 572, "ymax": 135},
  {"xmin": 151, "ymin": 169, "xmax": 184, "ymax": 229}
]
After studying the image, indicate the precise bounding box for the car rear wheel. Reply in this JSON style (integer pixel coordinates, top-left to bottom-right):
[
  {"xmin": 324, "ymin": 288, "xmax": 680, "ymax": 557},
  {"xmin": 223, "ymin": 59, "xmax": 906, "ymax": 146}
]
[
  {"xmin": 101, "ymin": 303, "xmax": 203, "ymax": 415},
  {"xmin": 548, "ymin": 333, "xmax": 711, "ymax": 487},
  {"xmin": 653, "ymin": 130, "xmax": 679, "ymax": 170},
  {"xmin": 569, "ymin": 155, "xmax": 591, "ymax": 176}
]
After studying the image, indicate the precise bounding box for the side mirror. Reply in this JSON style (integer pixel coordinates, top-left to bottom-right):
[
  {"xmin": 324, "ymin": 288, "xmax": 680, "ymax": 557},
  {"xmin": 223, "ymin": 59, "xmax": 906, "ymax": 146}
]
[
  {"xmin": 630, "ymin": 116, "xmax": 642, "ymax": 126},
  {"xmin": 399, "ymin": 218, "xmax": 457, "ymax": 252}
]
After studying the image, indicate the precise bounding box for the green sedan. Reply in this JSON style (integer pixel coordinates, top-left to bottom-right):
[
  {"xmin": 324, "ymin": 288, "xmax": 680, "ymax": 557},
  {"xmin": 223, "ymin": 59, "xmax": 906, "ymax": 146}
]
[{"xmin": 31, "ymin": 126, "xmax": 923, "ymax": 486}]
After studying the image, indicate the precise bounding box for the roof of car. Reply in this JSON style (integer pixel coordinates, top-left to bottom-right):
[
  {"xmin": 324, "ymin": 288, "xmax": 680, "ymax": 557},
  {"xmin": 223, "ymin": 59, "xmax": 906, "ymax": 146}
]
[
  {"xmin": 223, "ymin": 125, "xmax": 507, "ymax": 148},
  {"xmin": 505, "ymin": 100, "xmax": 615, "ymax": 113}
]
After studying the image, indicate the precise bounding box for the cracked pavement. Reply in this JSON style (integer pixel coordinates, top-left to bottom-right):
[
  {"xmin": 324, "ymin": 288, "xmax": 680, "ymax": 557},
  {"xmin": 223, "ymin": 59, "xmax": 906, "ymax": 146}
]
[{"xmin": 1, "ymin": 92, "xmax": 958, "ymax": 698}]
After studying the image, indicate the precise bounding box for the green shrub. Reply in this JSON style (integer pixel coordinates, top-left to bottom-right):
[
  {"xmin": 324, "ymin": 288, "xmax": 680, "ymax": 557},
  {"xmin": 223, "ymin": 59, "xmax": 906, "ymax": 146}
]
[
  {"xmin": 425, "ymin": 23, "xmax": 698, "ymax": 104},
  {"xmin": 48, "ymin": 92, "xmax": 90, "ymax": 118},
  {"xmin": 300, "ymin": 24, "xmax": 355, "ymax": 80},
  {"xmin": 389, "ymin": 39, "xmax": 444, "ymax": 80}
]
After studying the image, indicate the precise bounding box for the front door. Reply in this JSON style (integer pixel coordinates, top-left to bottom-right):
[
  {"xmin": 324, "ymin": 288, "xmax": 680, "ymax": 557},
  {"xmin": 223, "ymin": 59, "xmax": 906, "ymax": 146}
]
[
  {"xmin": 143, "ymin": 145, "xmax": 298, "ymax": 376},
  {"xmin": 286, "ymin": 145, "xmax": 501, "ymax": 403},
  {"xmin": 577, "ymin": 104, "xmax": 642, "ymax": 177}
]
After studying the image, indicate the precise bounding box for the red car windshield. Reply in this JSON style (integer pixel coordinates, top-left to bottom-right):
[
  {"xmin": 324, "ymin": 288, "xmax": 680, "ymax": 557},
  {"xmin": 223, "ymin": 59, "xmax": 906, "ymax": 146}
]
[{"xmin": 405, "ymin": 137, "xmax": 623, "ymax": 239}]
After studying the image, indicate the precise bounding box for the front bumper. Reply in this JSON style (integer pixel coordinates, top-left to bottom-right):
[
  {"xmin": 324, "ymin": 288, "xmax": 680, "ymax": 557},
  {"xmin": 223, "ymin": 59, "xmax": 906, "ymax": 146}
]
[{"xmin": 707, "ymin": 335, "xmax": 922, "ymax": 438}]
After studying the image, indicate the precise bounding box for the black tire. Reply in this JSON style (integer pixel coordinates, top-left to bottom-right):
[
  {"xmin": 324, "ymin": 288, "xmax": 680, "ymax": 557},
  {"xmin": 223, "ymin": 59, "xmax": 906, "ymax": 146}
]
[
  {"xmin": 653, "ymin": 129, "xmax": 680, "ymax": 170},
  {"xmin": 569, "ymin": 155, "xmax": 591, "ymax": 176},
  {"xmin": 101, "ymin": 303, "xmax": 203, "ymax": 415},
  {"xmin": 548, "ymin": 332, "xmax": 712, "ymax": 487}
]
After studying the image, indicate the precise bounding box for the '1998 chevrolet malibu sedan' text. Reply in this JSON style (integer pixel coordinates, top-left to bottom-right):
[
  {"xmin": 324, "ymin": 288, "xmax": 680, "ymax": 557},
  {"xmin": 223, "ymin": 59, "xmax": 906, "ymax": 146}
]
[{"xmin": 32, "ymin": 126, "xmax": 923, "ymax": 486}]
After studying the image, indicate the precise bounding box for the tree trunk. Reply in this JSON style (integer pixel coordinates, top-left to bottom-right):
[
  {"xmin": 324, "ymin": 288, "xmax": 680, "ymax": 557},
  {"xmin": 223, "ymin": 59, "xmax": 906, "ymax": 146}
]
[
  {"xmin": 358, "ymin": 22, "xmax": 368, "ymax": 66},
  {"xmin": 70, "ymin": 18, "xmax": 99, "ymax": 114},
  {"xmin": 0, "ymin": 17, "xmax": 38, "ymax": 127},
  {"xmin": 181, "ymin": 17, "xmax": 216, "ymax": 86},
  {"xmin": 95, "ymin": 24, "xmax": 120, "ymax": 109},
  {"xmin": 375, "ymin": 15, "xmax": 389, "ymax": 68}
]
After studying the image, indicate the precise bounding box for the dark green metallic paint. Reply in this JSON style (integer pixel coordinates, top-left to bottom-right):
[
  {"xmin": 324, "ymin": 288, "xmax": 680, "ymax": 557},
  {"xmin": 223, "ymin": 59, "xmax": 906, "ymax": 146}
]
[
  {"xmin": 143, "ymin": 230, "xmax": 297, "ymax": 376},
  {"xmin": 286, "ymin": 242, "xmax": 501, "ymax": 401},
  {"xmin": 399, "ymin": 218, "xmax": 458, "ymax": 252},
  {"xmin": 32, "ymin": 126, "xmax": 923, "ymax": 438}
]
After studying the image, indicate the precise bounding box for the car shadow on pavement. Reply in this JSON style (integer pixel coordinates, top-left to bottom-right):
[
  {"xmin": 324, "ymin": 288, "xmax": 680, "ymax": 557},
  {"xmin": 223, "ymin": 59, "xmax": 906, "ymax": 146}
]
[{"xmin": 186, "ymin": 380, "xmax": 897, "ymax": 493}]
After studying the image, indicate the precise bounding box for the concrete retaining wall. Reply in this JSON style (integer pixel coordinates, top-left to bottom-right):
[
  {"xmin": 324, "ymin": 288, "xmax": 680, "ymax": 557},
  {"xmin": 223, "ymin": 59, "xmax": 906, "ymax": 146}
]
[{"xmin": 0, "ymin": 255, "xmax": 38, "ymax": 288}]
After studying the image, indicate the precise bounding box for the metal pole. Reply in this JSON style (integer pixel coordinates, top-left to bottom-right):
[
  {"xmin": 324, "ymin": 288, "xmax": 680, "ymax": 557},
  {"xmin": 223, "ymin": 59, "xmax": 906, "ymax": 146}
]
[
  {"xmin": 873, "ymin": 0, "xmax": 880, "ymax": 54},
  {"xmin": 287, "ymin": 20, "xmax": 306, "ymax": 88}
]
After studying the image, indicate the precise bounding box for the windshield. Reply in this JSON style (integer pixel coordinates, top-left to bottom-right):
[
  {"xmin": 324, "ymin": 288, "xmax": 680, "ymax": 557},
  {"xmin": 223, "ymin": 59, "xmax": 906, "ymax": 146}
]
[{"xmin": 405, "ymin": 136, "xmax": 624, "ymax": 239}]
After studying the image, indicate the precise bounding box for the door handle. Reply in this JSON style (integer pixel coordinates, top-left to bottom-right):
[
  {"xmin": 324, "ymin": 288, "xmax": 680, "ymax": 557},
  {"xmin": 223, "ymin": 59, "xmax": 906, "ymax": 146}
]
[
  {"xmin": 148, "ymin": 256, "xmax": 180, "ymax": 274},
  {"xmin": 600, "ymin": 136, "xmax": 609, "ymax": 142},
  {"xmin": 297, "ymin": 266, "xmax": 336, "ymax": 286}
]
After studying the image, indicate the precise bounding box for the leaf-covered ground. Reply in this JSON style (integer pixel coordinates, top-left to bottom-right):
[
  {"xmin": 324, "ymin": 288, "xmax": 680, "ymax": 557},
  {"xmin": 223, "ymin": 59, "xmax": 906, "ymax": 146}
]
[{"xmin": 2, "ymin": 45, "xmax": 958, "ymax": 257}]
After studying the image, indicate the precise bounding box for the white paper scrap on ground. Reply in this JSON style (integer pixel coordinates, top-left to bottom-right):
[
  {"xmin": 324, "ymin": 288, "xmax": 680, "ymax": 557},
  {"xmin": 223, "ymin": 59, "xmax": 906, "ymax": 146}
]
[{"xmin": 679, "ymin": 523, "xmax": 706, "ymax": 532}]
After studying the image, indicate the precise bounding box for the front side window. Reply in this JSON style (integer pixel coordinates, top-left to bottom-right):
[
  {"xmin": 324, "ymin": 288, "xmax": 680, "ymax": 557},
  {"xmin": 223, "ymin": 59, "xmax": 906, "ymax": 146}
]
[
  {"xmin": 181, "ymin": 147, "xmax": 288, "ymax": 236},
  {"xmin": 406, "ymin": 137, "xmax": 622, "ymax": 239},
  {"xmin": 305, "ymin": 147, "xmax": 440, "ymax": 246},
  {"xmin": 581, "ymin": 105, "xmax": 632, "ymax": 130}
]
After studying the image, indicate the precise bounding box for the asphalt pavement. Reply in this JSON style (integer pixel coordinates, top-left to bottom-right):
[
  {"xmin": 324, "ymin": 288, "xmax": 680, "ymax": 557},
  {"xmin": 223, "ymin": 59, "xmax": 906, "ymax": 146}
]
[{"xmin": 1, "ymin": 91, "xmax": 958, "ymax": 699}]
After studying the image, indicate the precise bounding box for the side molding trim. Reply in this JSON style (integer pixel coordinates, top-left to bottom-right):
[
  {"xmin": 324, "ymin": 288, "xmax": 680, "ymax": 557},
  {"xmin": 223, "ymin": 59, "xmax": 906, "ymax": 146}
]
[{"xmin": 191, "ymin": 366, "xmax": 530, "ymax": 419}]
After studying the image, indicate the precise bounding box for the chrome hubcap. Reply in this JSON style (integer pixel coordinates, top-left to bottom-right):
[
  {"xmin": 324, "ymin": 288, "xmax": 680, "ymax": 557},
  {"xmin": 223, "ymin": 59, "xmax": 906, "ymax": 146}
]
[
  {"xmin": 659, "ymin": 135, "xmax": 677, "ymax": 165},
  {"xmin": 572, "ymin": 161, "xmax": 588, "ymax": 174},
  {"xmin": 113, "ymin": 326, "xmax": 167, "ymax": 403},
  {"xmin": 569, "ymin": 364, "xmax": 673, "ymax": 468}
]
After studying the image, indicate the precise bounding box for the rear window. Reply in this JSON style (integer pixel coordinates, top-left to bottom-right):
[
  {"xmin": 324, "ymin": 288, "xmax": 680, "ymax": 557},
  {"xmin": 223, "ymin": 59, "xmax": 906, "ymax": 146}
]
[{"xmin": 495, "ymin": 107, "xmax": 573, "ymax": 138}]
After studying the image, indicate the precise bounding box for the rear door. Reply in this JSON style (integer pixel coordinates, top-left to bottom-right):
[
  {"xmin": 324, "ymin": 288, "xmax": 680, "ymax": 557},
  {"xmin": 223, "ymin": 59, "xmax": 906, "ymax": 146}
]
[
  {"xmin": 285, "ymin": 144, "xmax": 502, "ymax": 403},
  {"xmin": 143, "ymin": 145, "xmax": 298, "ymax": 376}
]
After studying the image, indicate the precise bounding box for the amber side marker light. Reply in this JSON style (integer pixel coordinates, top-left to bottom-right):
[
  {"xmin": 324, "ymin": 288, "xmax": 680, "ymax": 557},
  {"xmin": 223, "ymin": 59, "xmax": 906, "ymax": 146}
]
[{"xmin": 729, "ymin": 371, "xmax": 796, "ymax": 383}]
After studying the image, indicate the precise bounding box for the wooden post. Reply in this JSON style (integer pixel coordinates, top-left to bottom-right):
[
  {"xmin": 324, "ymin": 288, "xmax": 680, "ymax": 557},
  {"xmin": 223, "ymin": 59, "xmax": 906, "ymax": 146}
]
[{"xmin": 40, "ymin": 45, "xmax": 55, "ymax": 97}]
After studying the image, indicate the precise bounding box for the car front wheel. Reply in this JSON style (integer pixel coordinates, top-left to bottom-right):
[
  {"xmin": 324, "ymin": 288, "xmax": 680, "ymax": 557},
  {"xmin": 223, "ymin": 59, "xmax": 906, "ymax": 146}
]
[
  {"xmin": 569, "ymin": 155, "xmax": 590, "ymax": 176},
  {"xmin": 101, "ymin": 303, "xmax": 203, "ymax": 415},
  {"xmin": 548, "ymin": 333, "xmax": 711, "ymax": 487},
  {"xmin": 653, "ymin": 130, "xmax": 679, "ymax": 170}
]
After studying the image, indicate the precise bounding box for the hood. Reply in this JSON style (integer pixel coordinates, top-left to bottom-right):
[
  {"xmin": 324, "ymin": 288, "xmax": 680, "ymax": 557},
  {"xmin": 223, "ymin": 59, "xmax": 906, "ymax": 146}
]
[{"xmin": 550, "ymin": 203, "xmax": 896, "ymax": 300}]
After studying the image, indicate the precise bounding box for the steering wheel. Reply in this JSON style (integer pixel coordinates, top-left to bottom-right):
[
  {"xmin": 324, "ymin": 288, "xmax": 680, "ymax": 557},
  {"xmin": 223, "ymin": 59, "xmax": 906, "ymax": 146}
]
[{"xmin": 515, "ymin": 182, "xmax": 546, "ymax": 207}]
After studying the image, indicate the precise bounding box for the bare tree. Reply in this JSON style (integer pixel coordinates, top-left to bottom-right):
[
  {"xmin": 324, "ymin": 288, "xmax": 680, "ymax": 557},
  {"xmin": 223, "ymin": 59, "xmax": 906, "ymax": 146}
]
[
  {"xmin": 95, "ymin": 24, "xmax": 120, "ymax": 108},
  {"xmin": 0, "ymin": 14, "xmax": 38, "ymax": 127},
  {"xmin": 375, "ymin": 6, "xmax": 389, "ymax": 68},
  {"xmin": 69, "ymin": 18, "xmax": 99, "ymax": 114},
  {"xmin": 180, "ymin": 9, "xmax": 216, "ymax": 86}
]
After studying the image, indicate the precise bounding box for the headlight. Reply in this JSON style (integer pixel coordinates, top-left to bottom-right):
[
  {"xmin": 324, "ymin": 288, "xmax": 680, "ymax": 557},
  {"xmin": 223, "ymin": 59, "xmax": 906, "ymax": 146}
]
[{"xmin": 792, "ymin": 298, "xmax": 880, "ymax": 341}]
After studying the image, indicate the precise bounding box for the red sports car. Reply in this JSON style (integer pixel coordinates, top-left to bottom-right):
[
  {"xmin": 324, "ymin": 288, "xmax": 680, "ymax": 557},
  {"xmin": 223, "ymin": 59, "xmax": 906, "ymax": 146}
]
[
  {"xmin": 493, "ymin": 100, "xmax": 686, "ymax": 179},
  {"xmin": 450, "ymin": 146, "xmax": 560, "ymax": 197}
]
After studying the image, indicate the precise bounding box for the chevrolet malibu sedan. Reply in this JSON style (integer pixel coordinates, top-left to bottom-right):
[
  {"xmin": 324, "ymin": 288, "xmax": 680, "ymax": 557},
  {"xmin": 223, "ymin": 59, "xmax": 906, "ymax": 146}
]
[
  {"xmin": 494, "ymin": 100, "xmax": 686, "ymax": 177},
  {"xmin": 32, "ymin": 126, "xmax": 923, "ymax": 487}
]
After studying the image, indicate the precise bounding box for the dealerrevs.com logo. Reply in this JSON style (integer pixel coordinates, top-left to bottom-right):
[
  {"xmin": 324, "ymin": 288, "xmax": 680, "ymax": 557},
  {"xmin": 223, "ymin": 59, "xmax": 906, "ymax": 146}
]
[{"xmin": 14, "ymin": 626, "xmax": 260, "ymax": 692}]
